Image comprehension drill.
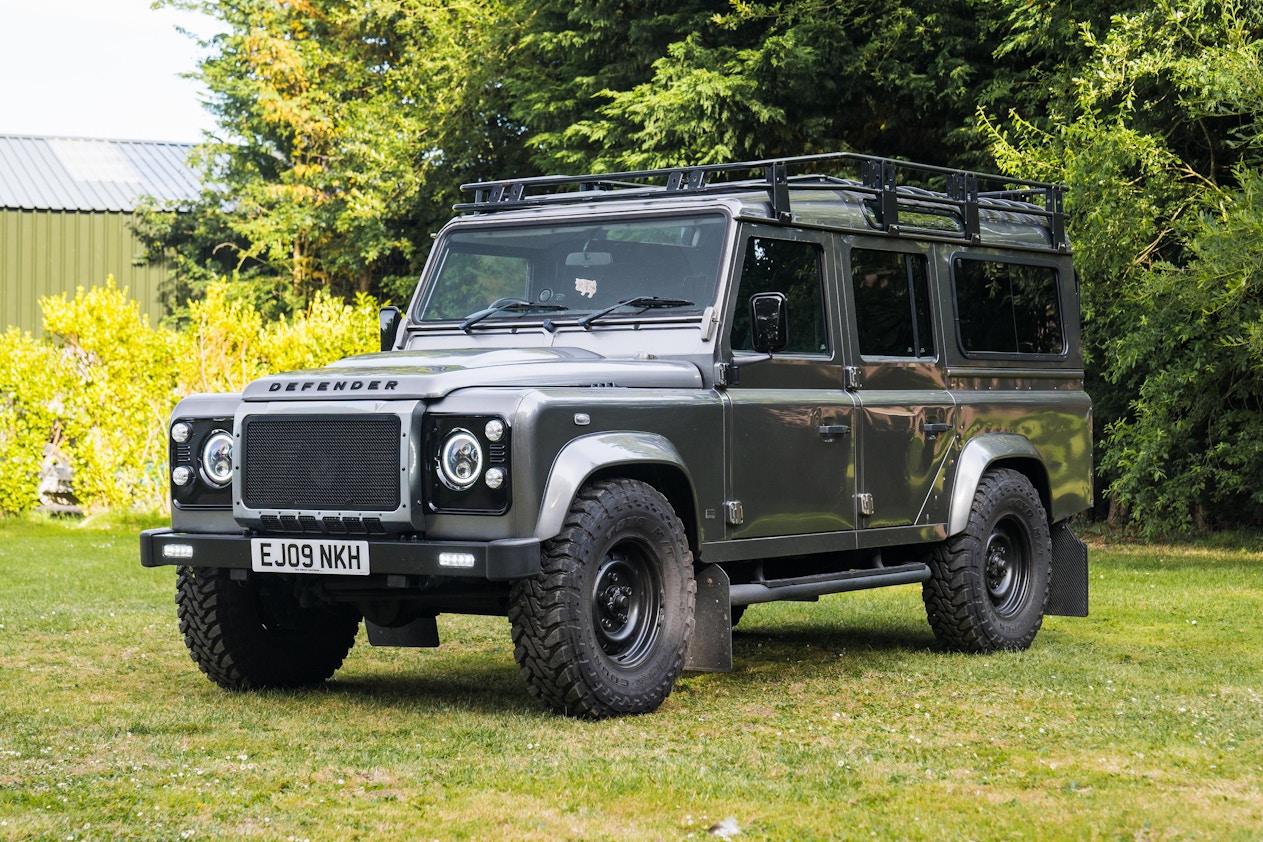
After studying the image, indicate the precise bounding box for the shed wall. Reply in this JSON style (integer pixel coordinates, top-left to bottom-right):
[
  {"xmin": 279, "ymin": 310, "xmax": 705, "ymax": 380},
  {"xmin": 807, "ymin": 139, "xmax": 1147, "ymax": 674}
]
[{"xmin": 1, "ymin": 209, "xmax": 167, "ymax": 335}]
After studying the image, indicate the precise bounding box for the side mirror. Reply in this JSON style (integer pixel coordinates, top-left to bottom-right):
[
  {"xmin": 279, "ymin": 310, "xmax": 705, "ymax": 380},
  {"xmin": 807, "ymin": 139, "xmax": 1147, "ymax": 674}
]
[
  {"xmin": 749, "ymin": 292, "xmax": 788, "ymax": 354},
  {"xmin": 379, "ymin": 306, "xmax": 403, "ymax": 352}
]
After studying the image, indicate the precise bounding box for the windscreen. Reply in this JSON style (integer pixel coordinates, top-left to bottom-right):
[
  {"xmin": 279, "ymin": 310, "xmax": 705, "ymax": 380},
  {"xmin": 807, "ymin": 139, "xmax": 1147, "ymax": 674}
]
[{"xmin": 417, "ymin": 215, "xmax": 727, "ymax": 323}]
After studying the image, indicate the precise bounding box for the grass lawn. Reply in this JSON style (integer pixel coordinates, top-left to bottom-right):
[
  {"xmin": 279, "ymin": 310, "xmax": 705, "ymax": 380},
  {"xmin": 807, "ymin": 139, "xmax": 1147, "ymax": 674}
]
[{"xmin": 1, "ymin": 516, "xmax": 1260, "ymax": 840}]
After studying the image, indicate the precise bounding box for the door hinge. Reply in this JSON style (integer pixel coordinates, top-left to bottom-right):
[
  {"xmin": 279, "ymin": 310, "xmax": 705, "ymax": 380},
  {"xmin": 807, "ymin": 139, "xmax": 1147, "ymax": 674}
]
[
  {"xmin": 845, "ymin": 366, "xmax": 862, "ymax": 391},
  {"xmin": 856, "ymin": 493, "xmax": 875, "ymax": 517},
  {"xmin": 725, "ymin": 500, "xmax": 745, "ymax": 526}
]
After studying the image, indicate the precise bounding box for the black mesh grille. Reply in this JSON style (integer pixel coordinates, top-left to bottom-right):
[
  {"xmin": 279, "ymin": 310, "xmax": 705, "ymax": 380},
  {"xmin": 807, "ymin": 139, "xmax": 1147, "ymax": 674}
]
[{"xmin": 242, "ymin": 415, "xmax": 401, "ymax": 511}]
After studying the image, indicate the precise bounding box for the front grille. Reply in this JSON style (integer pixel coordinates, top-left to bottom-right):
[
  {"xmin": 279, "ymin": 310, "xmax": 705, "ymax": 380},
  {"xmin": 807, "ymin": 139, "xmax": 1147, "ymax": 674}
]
[{"xmin": 241, "ymin": 415, "xmax": 401, "ymax": 511}]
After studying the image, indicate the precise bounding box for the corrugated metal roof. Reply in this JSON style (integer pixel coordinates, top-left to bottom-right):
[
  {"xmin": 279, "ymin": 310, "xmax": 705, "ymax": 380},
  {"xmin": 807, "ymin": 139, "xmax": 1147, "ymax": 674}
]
[{"xmin": 0, "ymin": 135, "xmax": 201, "ymax": 212}]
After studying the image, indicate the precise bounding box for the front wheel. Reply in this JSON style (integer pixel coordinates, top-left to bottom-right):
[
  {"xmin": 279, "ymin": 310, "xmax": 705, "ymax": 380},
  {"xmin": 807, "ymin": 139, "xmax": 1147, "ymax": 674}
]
[
  {"xmin": 509, "ymin": 479, "xmax": 695, "ymax": 718},
  {"xmin": 923, "ymin": 468, "xmax": 1051, "ymax": 652},
  {"xmin": 176, "ymin": 567, "xmax": 360, "ymax": 690}
]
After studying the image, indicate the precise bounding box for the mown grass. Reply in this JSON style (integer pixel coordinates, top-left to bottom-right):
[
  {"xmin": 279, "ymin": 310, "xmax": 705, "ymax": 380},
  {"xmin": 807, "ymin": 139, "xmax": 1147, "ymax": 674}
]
[{"xmin": 1, "ymin": 516, "xmax": 1260, "ymax": 840}]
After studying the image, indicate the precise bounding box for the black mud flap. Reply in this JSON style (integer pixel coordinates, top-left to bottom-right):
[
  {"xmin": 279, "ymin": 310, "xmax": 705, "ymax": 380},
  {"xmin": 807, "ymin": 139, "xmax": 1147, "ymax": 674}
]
[
  {"xmin": 365, "ymin": 616, "xmax": 440, "ymax": 647},
  {"xmin": 685, "ymin": 564, "xmax": 733, "ymax": 672},
  {"xmin": 1047, "ymin": 521, "xmax": 1089, "ymax": 617}
]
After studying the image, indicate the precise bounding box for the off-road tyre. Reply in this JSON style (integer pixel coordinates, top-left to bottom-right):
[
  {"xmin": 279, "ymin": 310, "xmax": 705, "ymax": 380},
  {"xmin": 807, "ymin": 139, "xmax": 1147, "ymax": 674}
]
[
  {"xmin": 176, "ymin": 567, "xmax": 360, "ymax": 690},
  {"xmin": 923, "ymin": 468, "xmax": 1051, "ymax": 652},
  {"xmin": 508, "ymin": 479, "xmax": 695, "ymax": 718}
]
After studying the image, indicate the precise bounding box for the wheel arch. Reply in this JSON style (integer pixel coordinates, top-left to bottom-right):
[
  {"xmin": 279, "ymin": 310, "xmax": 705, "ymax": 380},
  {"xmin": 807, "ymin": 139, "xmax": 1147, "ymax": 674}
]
[
  {"xmin": 947, "ymin": 434, "xmax": 1052, "ymax": 537},
  {"xmin": 533, "ymin": 432, "xmax": 699, "ymax": 552}
]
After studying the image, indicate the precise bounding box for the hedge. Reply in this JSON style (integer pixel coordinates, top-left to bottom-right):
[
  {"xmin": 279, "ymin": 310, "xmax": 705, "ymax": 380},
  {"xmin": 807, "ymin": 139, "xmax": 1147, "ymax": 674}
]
[{"xmin": 0, "ymin": 278, "xmax": 379, "ymax": 514}]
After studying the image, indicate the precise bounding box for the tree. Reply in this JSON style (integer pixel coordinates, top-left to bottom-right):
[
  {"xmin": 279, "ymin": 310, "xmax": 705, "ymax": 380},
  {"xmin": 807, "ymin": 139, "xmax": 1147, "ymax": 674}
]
[
  {"xmin": 151, "ymin": 0, "xmax": 522, "ymax": 316},
  {"xmin": 505, "ymin": 0, "xmax": 1082, "ymax": 172},
  {"xmin": 987, "ymin": 0, "xmax": 1263, "ymax": 530}
]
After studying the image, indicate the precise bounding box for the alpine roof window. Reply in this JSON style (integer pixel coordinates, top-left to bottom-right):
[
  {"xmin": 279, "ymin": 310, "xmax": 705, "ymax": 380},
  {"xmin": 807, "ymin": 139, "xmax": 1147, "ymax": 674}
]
[{"xmin": 953, "ymin": 257, "xmax": 1064, "ymax": 356}]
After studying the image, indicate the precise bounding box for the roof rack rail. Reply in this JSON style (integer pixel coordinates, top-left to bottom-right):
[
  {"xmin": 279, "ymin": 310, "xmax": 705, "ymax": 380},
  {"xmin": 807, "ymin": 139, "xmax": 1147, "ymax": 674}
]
[{"xmin": 458, "ymin": 153, "xmax": 1067, "ymax": 252}]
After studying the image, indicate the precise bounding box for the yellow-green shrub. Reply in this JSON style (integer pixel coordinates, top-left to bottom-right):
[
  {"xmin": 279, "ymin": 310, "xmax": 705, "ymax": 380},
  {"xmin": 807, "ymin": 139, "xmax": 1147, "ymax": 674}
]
[
  {"xmin": 41, "ymin": 278, "xmax": 187, "ymax": 512},
  {"xmin": 0, "ymin": 278, "xmax": 382, "ymax": 515},
  {"xmin": 178, "ymin": 282, "xmax": 379, "ymax": 394},
  {"xmin": 0, "ymin": 328, "xmax": 77, "ymax": 513}
]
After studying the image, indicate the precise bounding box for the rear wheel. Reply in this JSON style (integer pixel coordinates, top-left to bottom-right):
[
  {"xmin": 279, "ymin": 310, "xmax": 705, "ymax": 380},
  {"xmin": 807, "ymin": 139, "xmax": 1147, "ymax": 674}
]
[
  {"xmin": 176, "ymin": 567, "xmax": 360, "ymax": 690},
  {"xmin": 923, "ymin": 469, "xmax": 1051, "ymax": 652},
  {"xmin": 509, "ymin": 479, "xmax": 695, "ymax": 718}
]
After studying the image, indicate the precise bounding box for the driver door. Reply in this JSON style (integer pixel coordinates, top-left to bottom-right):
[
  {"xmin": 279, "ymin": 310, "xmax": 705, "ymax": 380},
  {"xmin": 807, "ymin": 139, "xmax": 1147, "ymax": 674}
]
[{"xmin": 723, "ymin": 225, "xmax": 857, "ymax": 541}]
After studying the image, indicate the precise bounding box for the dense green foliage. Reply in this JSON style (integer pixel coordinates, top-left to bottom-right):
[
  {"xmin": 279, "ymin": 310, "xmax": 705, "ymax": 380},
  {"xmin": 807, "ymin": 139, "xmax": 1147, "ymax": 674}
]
[
  {"xmin": 134, "ymin": 0, "xmax": 1263, "ymax": 530},
  {"xmin": 991, "ymin": 0, "xmax": 1263, "ymax": 529},
  {"xmin": 0, "ymin": 280, "xmax": 376, "ymax": 515}
]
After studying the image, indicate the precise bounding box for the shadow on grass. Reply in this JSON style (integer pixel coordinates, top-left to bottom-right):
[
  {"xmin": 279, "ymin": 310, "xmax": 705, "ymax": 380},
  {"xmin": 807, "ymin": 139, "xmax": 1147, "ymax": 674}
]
[
  {"xmin": 326, "ymin": 661, "xmax": 541, "ymax": 717},
  {"xmin": 735, "ymin": 623, "xmax": 935, "ymax": 658},
  {"xmin": 311, "ymin": 620, "xmax": 942, "ymax": 715}
]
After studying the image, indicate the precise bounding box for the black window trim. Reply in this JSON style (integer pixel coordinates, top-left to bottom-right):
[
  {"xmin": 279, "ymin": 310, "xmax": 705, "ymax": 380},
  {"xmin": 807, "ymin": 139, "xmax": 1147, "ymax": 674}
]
[{"xmin": 949, "ymin": 251, "xmax": 1069, "ymax": 361}]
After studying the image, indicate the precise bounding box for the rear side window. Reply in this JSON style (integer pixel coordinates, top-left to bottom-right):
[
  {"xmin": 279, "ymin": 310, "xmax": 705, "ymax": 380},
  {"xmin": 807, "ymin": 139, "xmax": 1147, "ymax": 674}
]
[
  {"xmin": 953, "ymin": 258, "xmax": 1064, "ymax": 355},
  {"xmin": 850, "ymin": 249, "xmax": 934, "ymax": 357}
]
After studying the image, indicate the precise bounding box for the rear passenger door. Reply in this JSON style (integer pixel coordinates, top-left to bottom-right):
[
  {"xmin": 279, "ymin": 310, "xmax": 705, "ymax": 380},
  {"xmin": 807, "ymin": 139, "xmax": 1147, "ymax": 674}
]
[{"xmin": 843, "ymin": 242, "xmax": 957, "ymax": 531}]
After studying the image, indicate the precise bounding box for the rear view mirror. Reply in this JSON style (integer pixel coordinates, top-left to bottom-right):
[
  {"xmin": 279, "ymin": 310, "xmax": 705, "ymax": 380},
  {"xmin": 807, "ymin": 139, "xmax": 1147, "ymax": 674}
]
[
  {"xmin": 750, "ymin": 292, "xmax": 788, "ymax": 354},
  {"xmin": 565, "ymin": 251, "xmax": 612, "ymax": 267},
  {"xmin": 379, "ymin": 306, "xmax": 403, "ymax": 352}
]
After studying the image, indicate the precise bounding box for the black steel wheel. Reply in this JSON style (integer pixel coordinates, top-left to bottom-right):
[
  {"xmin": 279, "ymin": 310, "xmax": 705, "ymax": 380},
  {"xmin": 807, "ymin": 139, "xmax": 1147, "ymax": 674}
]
[
  {"xmin": 591, "ymin": 548, "xmax": 662, "ymax": 665},
  {"xmin": 509, "ymin": 479, "xmax": 695, "ymax": 718},
  {"xmin": 176, "ymin": 567, "xmax": 360, "ymax": 690},
  {"xmin": 923, "ymin": 468, "xmax": 1051, "ymax": 652}
]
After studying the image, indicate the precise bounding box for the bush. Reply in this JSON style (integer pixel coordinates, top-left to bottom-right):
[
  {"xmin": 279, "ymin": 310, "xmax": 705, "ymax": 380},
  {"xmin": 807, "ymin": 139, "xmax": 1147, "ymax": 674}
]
[
  {"xmin": 0, "ymin": 278, "xmax": 380, "ymax": 515},
  {"xmin": 41, "ymin": 278, "xmax": 188, "ymax": 513},
  {"xmin": 0, "ymin": 329, "xmax": 77, "ymax": 513}
]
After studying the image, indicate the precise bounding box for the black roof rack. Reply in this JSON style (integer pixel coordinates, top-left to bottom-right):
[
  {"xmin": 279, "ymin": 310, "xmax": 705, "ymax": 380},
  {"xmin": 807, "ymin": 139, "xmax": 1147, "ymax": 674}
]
[{"xmin": 458, "ymin": 152, "xmax": 1068, "ymax": 252}]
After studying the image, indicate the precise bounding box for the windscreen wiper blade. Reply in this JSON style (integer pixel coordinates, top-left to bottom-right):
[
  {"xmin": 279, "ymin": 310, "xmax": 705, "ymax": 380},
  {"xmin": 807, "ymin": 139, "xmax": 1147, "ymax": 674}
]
[
  {"xmin": 459, "ymin": 297, "xmax": 567, "ymax": 332},
  {"xmin": 578, "ymin": 296, "xmax": 695, "ymax": 330}
]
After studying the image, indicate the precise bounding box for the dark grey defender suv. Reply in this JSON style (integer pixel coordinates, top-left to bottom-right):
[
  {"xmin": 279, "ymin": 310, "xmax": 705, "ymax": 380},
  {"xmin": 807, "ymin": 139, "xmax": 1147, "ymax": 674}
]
[{"xmin": 141, "ymin": 153, "xmax": 1092, "ymax": 718}]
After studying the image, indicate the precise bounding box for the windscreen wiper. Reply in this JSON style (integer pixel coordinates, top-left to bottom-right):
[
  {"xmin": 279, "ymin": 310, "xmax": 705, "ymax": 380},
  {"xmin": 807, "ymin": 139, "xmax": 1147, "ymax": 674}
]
[
  {"xmin": 459, "ymin": 298, "xmax": 567, "ymax": 332},
  {"xmin": 578, "ymin": 296, "xmax": 695, "ymax": 330}
]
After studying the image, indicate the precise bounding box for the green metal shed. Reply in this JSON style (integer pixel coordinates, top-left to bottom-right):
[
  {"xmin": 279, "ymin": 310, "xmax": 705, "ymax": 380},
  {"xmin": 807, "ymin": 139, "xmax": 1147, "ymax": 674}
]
[{"xmin": 0, "ymin": 135, "xmax": 200, "ymax": 334}]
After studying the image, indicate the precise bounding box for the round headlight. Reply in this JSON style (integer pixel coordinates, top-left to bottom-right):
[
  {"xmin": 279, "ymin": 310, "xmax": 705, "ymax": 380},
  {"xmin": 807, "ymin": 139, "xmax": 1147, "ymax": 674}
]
[
  {"xmin": 484, "ymin": 419, "xmax": 505, "ymax": 443},
  {"xmin": 439, "ymin": 429, "xmax": 483, "ymax": 490},
  {"xmin": 172, "ymin": 466, "xmax": 194, "ymax": 486},
  {"xmin": 171, "ymin": 422, "xmax": 192, "ymax": 444},
  {"xmin": 200, "ymin": 431, "xmax": 234, "ymax": 487},
  {"xmin": 484, "ymin": 466, "xmax": 506, "ymax": 490}
]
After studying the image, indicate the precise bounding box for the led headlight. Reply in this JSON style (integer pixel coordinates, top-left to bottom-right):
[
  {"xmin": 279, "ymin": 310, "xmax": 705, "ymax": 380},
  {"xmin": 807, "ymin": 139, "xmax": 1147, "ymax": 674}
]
[
  {"xmin": 439, "ymin": 428, "xmax": 483, "ymax": 490},
  {"xmin": 200, "ymin": 431, "xmax": 234, "ymax": 487}
]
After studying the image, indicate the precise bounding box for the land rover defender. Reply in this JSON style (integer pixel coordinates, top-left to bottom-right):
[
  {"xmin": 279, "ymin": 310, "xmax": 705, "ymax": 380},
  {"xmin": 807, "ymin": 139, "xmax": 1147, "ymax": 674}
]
[{"xmin": 141, "ymin": 153, "xmax": 1092, "ymax": 718}]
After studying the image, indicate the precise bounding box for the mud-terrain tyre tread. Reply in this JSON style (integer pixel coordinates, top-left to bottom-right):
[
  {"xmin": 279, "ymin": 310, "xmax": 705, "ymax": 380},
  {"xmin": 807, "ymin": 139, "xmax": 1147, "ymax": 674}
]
[
  {"xmin": 176, "ymin": 567, "xmax": 360, "ymax": 690},
  {"xmin": 923, "ymin": 468, "xmax": 1051, "ymax": 653},
  {"xmin": 508, "ymin": 479, "xmax": 695, "ymax": 719}
]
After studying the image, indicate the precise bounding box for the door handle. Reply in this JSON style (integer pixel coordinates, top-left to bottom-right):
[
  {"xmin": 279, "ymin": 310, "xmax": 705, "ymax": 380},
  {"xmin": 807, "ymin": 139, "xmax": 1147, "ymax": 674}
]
[
  {"xmin": 920, "ymin": 422, "xmax": 953, "ymax": 438},
  {"xmin": 817, "ymin": 424, "xmax": 851, "ymax": 439}
]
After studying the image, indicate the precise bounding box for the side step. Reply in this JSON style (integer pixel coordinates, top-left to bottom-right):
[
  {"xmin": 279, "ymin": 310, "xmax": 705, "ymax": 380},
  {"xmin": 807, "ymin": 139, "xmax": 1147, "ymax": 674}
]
[{"xmin": 728, "ymin": 562, "xmax": 931, "ymax": 606}]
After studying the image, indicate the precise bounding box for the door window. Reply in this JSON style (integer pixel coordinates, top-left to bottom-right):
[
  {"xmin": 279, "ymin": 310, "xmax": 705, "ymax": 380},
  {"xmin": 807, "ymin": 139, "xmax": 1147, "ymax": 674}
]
[
  {"xmin": 850, "ymin": 249, "xmax": 934, "ymax": 358},
  {"xmin": 730, "ymin": 237, "xmax": 827, "ymax": 354}
]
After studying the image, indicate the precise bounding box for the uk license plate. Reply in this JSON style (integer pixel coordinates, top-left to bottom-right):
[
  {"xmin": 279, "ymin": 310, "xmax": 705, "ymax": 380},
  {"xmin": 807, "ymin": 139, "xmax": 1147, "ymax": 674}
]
[{"xmin": 250, "ymin": 538, "xmax": 370, "ymax": 576}]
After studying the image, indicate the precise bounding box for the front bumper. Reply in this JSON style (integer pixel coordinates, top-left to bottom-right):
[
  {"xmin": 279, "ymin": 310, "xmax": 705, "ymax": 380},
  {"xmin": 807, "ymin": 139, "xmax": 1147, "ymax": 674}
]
[{"xmin": 139, "ymin": 528, "xmax": 541, "ymax": 581}]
